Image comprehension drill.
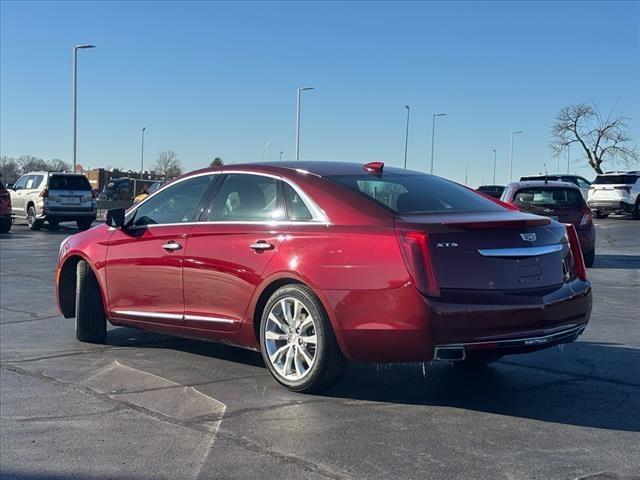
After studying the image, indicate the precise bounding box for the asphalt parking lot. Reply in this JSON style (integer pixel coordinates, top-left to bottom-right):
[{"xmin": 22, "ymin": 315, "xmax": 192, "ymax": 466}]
[{"xmin": 1, "ymin": 217, "xmax": 639, "ymax": 480}]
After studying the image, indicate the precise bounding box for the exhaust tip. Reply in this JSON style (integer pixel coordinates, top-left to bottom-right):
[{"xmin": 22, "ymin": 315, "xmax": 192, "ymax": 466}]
[{"xmin": 434, "ymin": 346, "xmax": 466, "ymax": 361}]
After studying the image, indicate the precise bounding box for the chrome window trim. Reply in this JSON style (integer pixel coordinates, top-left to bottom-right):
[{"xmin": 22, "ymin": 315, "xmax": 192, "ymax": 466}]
[
  {"xmin": 126, "ymin": 169, "xmax": 331, "ymax": 227},
  {"xmin": 113, "ymin": 310, "xmax": 238, "ymax": 324},
  {"xmin": 477, "ymin": 244, "xmax": 563, "ymax": 258}
]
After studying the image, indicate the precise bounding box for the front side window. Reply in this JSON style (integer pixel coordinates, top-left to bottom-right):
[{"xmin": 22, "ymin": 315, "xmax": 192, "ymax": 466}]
[
  {"xmin": 575, "ymin": 178, "xmax": 591, "ymax": 188},
  {"xmin": 328, "ymin": 173, "xmax": 504, "ymax": 214},
  {"xmin": 207, "ymin": 174, "xmax": 284, "ymax": 222},
  {"xmin": 132, "ymin": 174, "xmax": 213, "ymax": 226},
  {"xmin": 513, "ymin": 187, "xmax": 583, "ymax": 208},
  {"xmin": 13, "ymin": 175, "xmax": 28, "ymax": 190}
]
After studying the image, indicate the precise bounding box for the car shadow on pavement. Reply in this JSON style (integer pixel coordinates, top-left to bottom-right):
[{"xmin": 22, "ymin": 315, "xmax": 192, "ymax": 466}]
[
  {"xmin": 104, "ymin": 327, "xmax": 640, "ymax": 433},
  {"xmin": 592, "ymin": 254, "xmax": 640, "ymax": 269}
]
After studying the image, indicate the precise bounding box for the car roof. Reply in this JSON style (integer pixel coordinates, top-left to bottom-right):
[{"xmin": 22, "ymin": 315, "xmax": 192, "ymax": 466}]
[
  {"xmin": 188, "ymin": 161, "xmax": 415, "ymax": 178},
  {"xmin": 599, "ymin": 171, "xmax": 640, "ymax": 175},
  {"xmin": 506, "ymin": 180, "xmax": 580, "ymax": 190},
  {"xmin": 21, "ymin": 171, "xmax": 85, "ymax": 176},
  {"xmin": 520, "ymin": 174, "xmax": 586, "ymax": 179}
]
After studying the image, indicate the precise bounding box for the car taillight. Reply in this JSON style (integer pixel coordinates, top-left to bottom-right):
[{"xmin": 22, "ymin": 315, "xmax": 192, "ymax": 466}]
[
  {"xmin": 39, "ymin": 188, "xmax": 49, "ymax": 198},
  {"xmin": 566, "ymin": 224, "xmax": 587, "ymax": 281},
  {"xmin": 397, "ymin": 230, "xmax": 440, "ymax": 297},
  {"xmin": 579, "ymin": 204, "xmax": 592, "ymax": 226}
]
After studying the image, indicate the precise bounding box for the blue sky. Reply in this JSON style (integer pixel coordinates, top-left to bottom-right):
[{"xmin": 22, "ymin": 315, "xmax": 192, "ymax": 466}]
[{"xmin": 1, "ymin": 1, "xmax": 638, "ymax": 186}]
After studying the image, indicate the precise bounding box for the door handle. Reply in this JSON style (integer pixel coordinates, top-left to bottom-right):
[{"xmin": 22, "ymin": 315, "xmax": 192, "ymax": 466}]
[
  {"xmin": 250, "ymin": 241, "xmax": 274, "ymax": 251},
  {"xmin": 161, "ymin": 241, "xmax": 182, "ymax": 252}
]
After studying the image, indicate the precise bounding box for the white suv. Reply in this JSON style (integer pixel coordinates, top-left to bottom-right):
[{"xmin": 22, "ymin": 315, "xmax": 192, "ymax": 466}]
[
  {"xmin": 9, "ymin": 172, "xmax": 97, "ymax": 230},
  {"xmin": 587, "ymin": 171, "xmax": 640, "ymax": 219}
]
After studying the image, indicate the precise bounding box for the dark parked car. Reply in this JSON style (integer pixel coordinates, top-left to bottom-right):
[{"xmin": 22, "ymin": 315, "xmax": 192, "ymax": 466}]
[
  {"xmin": 56, "ymin": 162, "xmax": 592, "ymax": 392},
  {"xmin": 477, "ymin": 185, "xmax": 505, "ymax": 199},
  {"xmin": 0, "ymin": 177, "xmax": 12, "ymax": 233},
  {"xmin": 502, "ymin": 180, "xmax": 596, "ymax": 266}
]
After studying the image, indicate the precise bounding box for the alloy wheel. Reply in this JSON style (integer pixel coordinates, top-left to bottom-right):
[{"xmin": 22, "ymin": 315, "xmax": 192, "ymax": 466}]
[{"xmin": 264, "ymin": 297, "xmax": 317, "ymax": 381}]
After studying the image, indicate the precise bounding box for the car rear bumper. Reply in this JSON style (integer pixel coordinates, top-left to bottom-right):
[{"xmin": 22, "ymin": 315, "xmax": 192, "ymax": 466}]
[
  {"xmin": 324, "ymin": 278, "xmax": 592, "ymax": 362},
  {"xmin": 37, "ymin": 206, "xmax": 96, "ymax": 220},
  {"xmin": 588, "ymin": 200, "xmax": 634, "ymax": 213}
]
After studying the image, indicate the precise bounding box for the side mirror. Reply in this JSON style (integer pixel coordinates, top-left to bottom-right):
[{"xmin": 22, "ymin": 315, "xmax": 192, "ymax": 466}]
[{"xmin": 105, "ymin": 208, "xmax": 126, "ymax": 228}]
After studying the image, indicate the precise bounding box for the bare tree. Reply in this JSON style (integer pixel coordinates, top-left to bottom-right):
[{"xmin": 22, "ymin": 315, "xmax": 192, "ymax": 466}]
[
  {"xmin": 49, "ymin": 158, "xmax": 72, "ymax": 172},
  {"xmin": 17, "ymin": 155, "xmax": 50, "ymax": 174},
  {"xmin": 550, "ymin": 103, "xmax": 639, "ymax": 174},
  {"xmin": 154, "ymin": 150, "xmax": 182, "ymax": 179},
  {"xmin": 0, "ymin": 156, "xmax": 21, "ymax": 183},
  {"xmin": 209, "ymin": 157, "xmax": 224, "ymax": 167}
]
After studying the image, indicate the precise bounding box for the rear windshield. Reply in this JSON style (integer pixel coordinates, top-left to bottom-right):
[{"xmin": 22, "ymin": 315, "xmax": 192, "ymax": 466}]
[
  {"xmin": 326, "ymin": 173, "xmax": 504, "ymax": 214},
  {"xmin": 48, "ymin": 175, "xmax": 92, "ymax": 191},
  {"xmin": 513, "ymin": 187, "xmax": 583, "ymax": 208},
  {"xmin": 593, "ymin": 175, "xmax": 639, "ymax": 185}
]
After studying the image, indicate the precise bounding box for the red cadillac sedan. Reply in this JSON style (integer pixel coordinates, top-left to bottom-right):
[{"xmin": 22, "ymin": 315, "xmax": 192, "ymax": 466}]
[{"xmin": 56, "ymin": 161, "xmax": 592, "ymax": 392}]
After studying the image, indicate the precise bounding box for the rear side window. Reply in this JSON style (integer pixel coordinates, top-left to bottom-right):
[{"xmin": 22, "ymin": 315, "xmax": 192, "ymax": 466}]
[
  {"xmin": 26, "ymin": 175, "xmax": 44, "ymax": 189},
  {"xmin": 513, "ymin": 187, "xmax": 583, "ymax": 207},
  {"xmin": 48, "ymin": 175, "xmax": 91, "ymax": 191},
  {"xmin": 207, "ymin": 174, "xmax": 285, "ymax": 222},
  {"xmin": 327, "ymin": 173, "xmax": 504, "ymax": 214},
  {"xmin": 283, "ymin": 183, "xmax": 313, "ymax": 221},
  {"xmin": 133, "ymin": 174, "xmax": 213, "ymax": 226},
  {"xmin": 593, "ymin": 175, "xmax": 639, "ymax": 185}
]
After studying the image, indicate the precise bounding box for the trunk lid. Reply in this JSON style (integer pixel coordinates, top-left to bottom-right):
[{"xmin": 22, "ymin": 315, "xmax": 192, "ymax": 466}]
[{"xmin": 395, "ymin": 210, "xmax": 570, "ymax": 291}]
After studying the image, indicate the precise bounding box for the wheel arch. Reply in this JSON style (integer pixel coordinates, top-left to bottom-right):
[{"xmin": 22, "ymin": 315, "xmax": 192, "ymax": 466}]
[
  {"xmin": 57, "ymin": 254, "xmax": 106, "ymax": 318},
  {"xmin": 248, "ymin": 273, "xmax": 345, "ymax": 355}
]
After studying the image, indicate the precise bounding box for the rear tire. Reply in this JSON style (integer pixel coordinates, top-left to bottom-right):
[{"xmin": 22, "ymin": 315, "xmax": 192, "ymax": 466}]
[
  {"xmin": 583, "ymin": 249, "xmax": 595, "ymax": 268},
  {"xmin": 259, "ymin": 284, "xmax": 346, "ymax": 393},
  {"xmin": 26, "ymin": 205, "xmax": 42, "ymax": 230},
  {"xmin": 452, "ymin": 353, "xmax": 503, "ymax": 368},
  {"xmin": 632, "ymin": 197, "xmax": 640, "ymax": 220},
  {"xmin": 76, "ymin": 218, "xmax": 94, "ymax": 230},
  {"xmin": 75, "ymin": 260, "xmax": 106, "ymax": 343},
  {"xmin": 0, "ymin": 218, "xmax": 10, "ymax": 234}
]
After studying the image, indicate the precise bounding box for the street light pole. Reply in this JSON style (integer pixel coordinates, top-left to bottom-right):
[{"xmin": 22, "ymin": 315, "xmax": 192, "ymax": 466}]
[
  {"xmin": 566, "ymin": 144, "xmax": 571, "ymax": 174},
  {"xmin": 492, "ymin": 148, "xmax": 497, "ymax": 184},
  {"xmin": 465, "ymin": 166, "xmax": 470, "ymax": 185},
  {"xmin": 280, "ymin": 151, "xmax": 284, "ymax": 161},
  {"xmin": 403, "ymin": 105, "xmax": 410, "ymax": 169},
  {"xmin": 295, "ymin": 87, "xmax": 314, "ymax": 161},
  {"xmin": 140, "ymin": 128, "xmax": 146, "ymax": 178},
  {"xmin": 430, "ymin": 113, "xmax": 447, "ymax": 174},
  {"xmin": 72, "ymin": 44, "xmax": 95, "ymax": 172},
  {"xmin": 509, "ymin": 130, "xmax": 524, "ymax": 182}
]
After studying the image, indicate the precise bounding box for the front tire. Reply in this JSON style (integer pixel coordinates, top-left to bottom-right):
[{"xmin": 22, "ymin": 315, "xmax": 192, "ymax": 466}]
[
  {"xmin": 259, "ymin": 284, "xmax": 346, "ymax": 393},
  {"xmin": 583, "ymin": 249, "xmax": 595, "ymax": 268},
  {"xmin": 75, "ymin": 260, "xmax": 106, "ymax": 343},
  {"xmin": 76, "ymin": 218, "xmax": 94, "ymax": 230},
  {"xmin": 0, "ymin": 218, "xmax": 10, "ymax": 234}
]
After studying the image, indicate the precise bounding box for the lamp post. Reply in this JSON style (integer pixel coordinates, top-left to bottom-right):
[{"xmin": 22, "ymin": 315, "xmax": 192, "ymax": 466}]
[
  {"xmin": 72, "ymin": 44, "xmax": 96, "ymax": 172},
  {"xmin": 403, "ymin": 105, "xmax": 410, "ymax": 169},
  {"xmin": 296, "ymin": 87, "xmax": 314, "ymax": 161},
  {"xmin": 465, "ymin": 166, "xmax": 470, "ymax": 185},
  {"xmin": 566, "ymin": 144, "xmax": 571, "ymax": 174},
  {"xmin": 280, "ymin": 151, "xmax": 284, "ymax": 161},
  {"xmin": 140, "ymin": 127, "xmax": 146, "ymax": 178},
  {"xmin": 492, "ymin": 148, "xmax": 497, "ymax": 184},
  {"xmin": 430, "ymin": 113, "xmax": 447, "ymax": 174},
  {"xmin": 509, "ymin": 130, "xmax": 524, "ymax": 182}
]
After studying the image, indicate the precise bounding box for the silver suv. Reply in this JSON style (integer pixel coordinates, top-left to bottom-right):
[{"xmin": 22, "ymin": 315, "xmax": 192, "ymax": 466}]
[
  {"xmin": 587, "ymin": 171, "xmax": 640, "ymax": 219},
  {"xmin": 9, "ymin": 172, "xmax": 97, "ymax": 230}
]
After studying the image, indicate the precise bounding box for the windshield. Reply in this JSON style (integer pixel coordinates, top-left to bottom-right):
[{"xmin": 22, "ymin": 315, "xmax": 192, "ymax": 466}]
[
  {"xmin": 327, "ymin": 173, "xmax": 504, "ymax": 214},
  {"xmin": 593, "ymin": 175, "xmax": 639, "ymax": 185},
  {"xmin": 513, "ymin": 187, "xmax": 583, "ymax": 208},
  {"xmin": 48, "ymin": 175, "xmax": 92, "ymax": 191}
]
